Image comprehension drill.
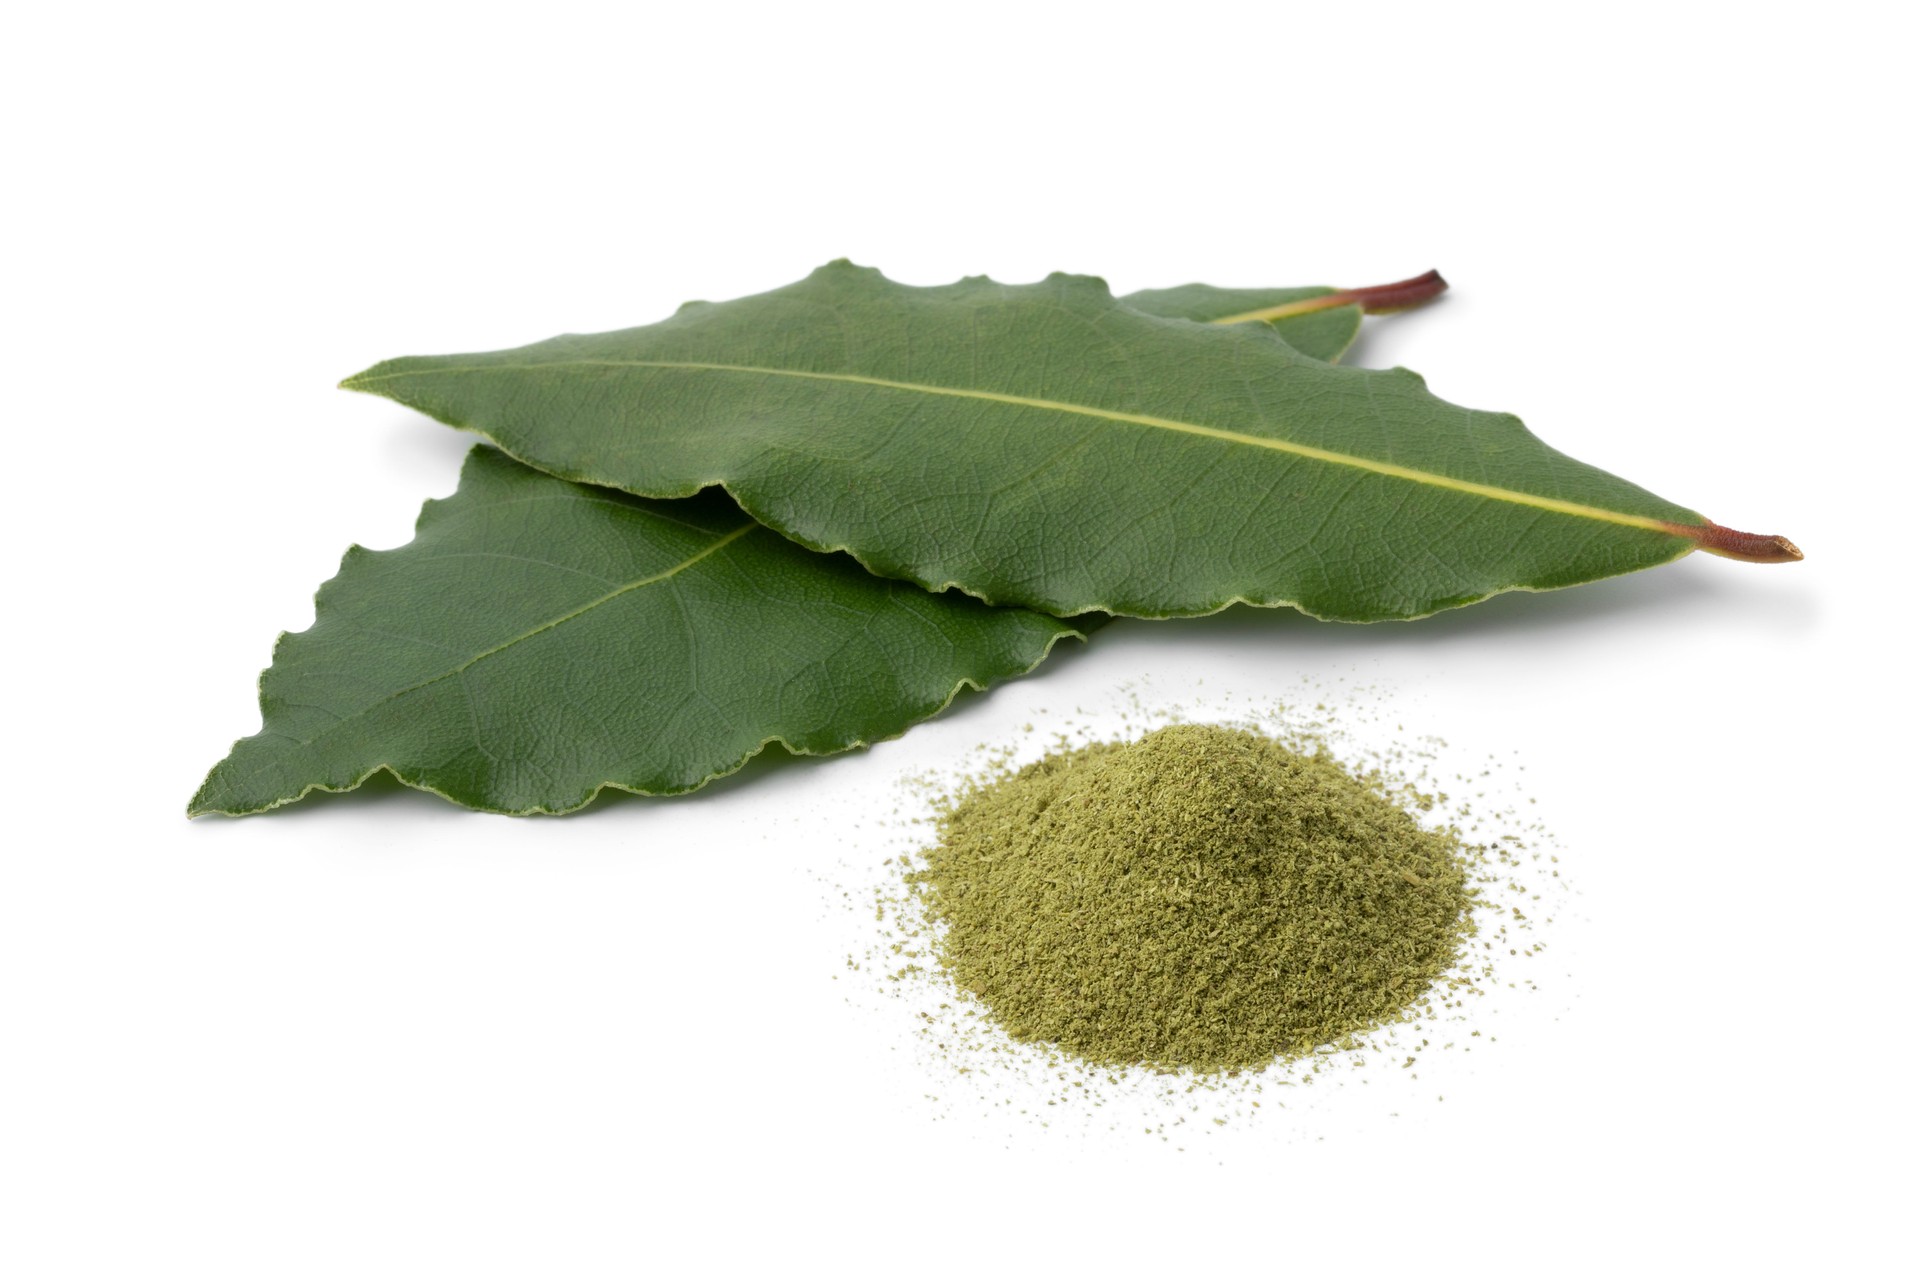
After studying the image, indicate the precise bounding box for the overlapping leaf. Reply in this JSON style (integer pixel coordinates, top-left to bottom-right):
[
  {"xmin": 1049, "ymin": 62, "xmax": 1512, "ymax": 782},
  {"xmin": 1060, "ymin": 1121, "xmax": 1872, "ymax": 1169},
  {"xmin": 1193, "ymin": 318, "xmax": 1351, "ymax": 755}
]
[
  {"xmin": 1121, "ymin": 283, "xmax": 1363, "ymax": 362},
  {"xmin": 191, "ymin": 275, "xmax": 1362, "ymax": 817},
  {"xmin": 192, "ymin": 446, "xmax": 1084, "ymax": 816},
  {"xmin": 345, "ymin": 261, "xmax": 1793, "ymax": 623}
]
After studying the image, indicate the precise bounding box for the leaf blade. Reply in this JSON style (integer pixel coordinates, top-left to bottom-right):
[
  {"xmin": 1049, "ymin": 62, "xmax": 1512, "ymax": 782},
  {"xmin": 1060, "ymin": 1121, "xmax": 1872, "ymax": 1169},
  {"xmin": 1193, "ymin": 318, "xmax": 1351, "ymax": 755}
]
[
  {"xmin": 344, "ymin": 262, "xmax": 1774, "ymax": 622},
  {"xmin": 191, "ymin": 446, "xmax": 1084, "ymax": 816}
]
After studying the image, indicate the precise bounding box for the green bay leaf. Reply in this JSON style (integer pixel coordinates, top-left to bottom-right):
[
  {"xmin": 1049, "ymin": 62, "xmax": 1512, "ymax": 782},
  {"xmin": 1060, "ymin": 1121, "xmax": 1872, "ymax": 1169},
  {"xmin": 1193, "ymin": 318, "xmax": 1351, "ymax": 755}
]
[
  {"xmin": 345, "ymin": 262, "xmax": 1798, "ymax": 622},
  {"xmin": 192, "ymin": 446, "xmax": 1084, "ymax": 816}
]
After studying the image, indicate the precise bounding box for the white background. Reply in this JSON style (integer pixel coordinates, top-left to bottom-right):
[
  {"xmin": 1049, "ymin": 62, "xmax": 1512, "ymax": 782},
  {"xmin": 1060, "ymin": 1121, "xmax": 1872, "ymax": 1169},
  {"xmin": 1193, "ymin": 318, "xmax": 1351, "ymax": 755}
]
[{"xmin": 4, "ymin": 1, "xmax": 1913, "ymax": 1274}]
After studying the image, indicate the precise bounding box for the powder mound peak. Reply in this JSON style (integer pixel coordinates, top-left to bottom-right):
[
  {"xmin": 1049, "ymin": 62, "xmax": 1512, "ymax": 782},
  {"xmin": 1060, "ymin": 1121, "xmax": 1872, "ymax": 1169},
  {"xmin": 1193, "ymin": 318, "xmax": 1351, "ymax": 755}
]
[
  {"xmin": 910, "ymin": 722, "xmax": 1476, "ymax": 1073},
  {"xmin": 1036, "ymin": 722, "xmax": 1349, "ymax": 878}
]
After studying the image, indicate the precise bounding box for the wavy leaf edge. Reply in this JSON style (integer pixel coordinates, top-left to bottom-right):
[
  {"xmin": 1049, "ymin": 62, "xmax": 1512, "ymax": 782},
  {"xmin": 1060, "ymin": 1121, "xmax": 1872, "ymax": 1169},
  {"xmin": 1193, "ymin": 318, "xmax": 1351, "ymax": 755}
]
[
  {"xmin": 189, "ymin": 625, "xmax": 1089, "ymax": 818},
  {"xmin": 189, "ymin": 444, "xmax": 1098, "ymax": 818},
  {"xmin": 341, "ymin": 261, "xmax": 1795, "ymax": 623}
]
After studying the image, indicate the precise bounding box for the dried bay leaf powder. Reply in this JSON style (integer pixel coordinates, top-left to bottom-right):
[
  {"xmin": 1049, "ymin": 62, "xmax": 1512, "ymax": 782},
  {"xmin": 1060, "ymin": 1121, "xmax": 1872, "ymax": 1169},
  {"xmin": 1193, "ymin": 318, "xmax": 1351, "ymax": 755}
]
[{"xmin": 905, "ymin": 723, "xmax": 1478, "ymax": 1074}]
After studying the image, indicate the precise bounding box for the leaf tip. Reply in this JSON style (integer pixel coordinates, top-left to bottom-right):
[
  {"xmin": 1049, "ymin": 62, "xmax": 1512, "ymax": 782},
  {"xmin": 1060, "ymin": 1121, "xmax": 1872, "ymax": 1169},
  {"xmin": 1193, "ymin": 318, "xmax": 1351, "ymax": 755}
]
[{"xmin": 184, "ymin": 778, "xmax": 225, "ymax": 819}]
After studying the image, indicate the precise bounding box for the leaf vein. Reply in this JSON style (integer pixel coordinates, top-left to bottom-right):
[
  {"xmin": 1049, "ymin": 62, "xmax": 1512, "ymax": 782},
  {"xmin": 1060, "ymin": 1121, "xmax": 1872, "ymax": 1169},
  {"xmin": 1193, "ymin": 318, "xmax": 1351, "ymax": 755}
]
[{"xmin": 349, "ymin": 359, "xmax": 1679, "ymax": 535}]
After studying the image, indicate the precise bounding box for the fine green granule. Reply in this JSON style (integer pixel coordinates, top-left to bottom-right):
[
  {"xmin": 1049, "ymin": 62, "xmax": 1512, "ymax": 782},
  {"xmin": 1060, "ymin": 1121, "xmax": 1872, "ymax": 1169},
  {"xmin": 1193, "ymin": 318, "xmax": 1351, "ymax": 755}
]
[{"xmin": 906, "ymin": 723, "xmax": 1476, "ymax": 1074}]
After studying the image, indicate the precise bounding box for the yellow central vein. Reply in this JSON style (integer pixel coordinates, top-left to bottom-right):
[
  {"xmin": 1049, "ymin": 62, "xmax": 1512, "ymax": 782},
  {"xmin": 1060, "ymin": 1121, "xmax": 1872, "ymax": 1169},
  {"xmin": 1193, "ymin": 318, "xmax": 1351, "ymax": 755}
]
[{"xmin": 350, "ymin": 360, "xmax": 1679, "ymax": 535}]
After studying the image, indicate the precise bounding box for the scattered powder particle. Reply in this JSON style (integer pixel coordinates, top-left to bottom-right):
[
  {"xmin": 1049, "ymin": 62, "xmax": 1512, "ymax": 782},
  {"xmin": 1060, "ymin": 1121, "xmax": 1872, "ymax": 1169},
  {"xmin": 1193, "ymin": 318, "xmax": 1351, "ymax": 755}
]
[{"xmin": 906, "ymin": 723, "xmax": 1477, "ymax": 1074}]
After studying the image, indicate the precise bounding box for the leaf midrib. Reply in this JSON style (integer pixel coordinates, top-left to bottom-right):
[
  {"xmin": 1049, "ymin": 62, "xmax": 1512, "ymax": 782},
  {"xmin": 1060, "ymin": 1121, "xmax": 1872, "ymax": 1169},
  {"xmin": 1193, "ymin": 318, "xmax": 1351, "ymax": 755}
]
[{"xmin": 347, "ymin": 359, "xmax": 1682, "ymax": 536}]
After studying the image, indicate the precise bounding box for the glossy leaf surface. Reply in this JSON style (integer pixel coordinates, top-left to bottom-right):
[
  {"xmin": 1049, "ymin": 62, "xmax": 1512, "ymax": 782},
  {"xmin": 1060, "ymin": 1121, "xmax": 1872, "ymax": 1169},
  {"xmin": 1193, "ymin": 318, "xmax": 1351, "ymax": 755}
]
[
  {"xmin": 346, "ymin": 262, "xmax": 1785, "ymax": 622},
  {"xmin": 192, "ymin": 447, "xmax": 1084, "ymax": 816}
]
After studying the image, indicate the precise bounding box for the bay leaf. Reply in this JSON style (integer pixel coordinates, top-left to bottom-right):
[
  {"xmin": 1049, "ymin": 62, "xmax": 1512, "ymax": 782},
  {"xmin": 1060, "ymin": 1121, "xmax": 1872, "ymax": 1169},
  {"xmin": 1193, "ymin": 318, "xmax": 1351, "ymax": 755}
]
[
  {"xmin": 344, "ymin": 262, "xmax": 1799, "ymax": 623},
  {"xmin": 191, "ymin": 446, "xmax": 1085, "ymax": 816}
]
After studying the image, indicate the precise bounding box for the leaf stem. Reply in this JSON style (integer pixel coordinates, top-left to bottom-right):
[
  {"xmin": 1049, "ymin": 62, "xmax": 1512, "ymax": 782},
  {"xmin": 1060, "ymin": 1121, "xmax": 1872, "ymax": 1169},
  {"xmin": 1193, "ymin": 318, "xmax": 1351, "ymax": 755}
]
[
  {"xmin": 1211, "ymin": 270, "xmax": 1449, "ymax": 325},
  {"xmin": 1665, "ymin": 520, "xmax": 1804, "ymax": 563}
]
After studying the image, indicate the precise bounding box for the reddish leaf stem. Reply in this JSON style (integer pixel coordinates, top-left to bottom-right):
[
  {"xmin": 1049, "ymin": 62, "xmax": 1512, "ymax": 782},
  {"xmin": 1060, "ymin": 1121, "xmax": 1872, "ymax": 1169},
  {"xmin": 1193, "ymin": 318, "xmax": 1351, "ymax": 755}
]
[
  {"xmin": 1211, "ymin": 270, "xmax": 1448, "ymax": 325},
  {"xmin": 1330, "ymin": 269, "xmax": 1450, "ymax": 314},
  {"xmin": 1665, "ymin": 520, "xmax": 1804, "ymax": 563}
]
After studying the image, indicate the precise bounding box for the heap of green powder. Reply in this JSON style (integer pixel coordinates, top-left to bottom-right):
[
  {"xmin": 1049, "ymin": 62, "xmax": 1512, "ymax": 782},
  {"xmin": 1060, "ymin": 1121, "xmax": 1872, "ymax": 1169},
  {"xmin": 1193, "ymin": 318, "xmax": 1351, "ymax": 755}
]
[{"xmin": 906, "ymin": 723, "xmax": 1476, "ymax": 1074}]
